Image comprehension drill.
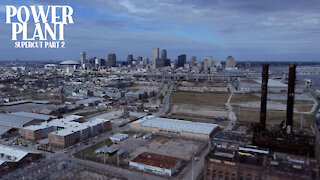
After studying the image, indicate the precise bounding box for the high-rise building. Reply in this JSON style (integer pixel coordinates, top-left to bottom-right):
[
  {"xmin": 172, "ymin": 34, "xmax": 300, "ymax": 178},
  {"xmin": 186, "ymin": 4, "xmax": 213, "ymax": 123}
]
[
  {"xmin": 203, "ymin": 59, "xmax": 209, "ymax": 71},
  {"xmin": 161, "ymin": 49, "xmax": 167, "ymax": 60},
  {"xmin": 152, "ymin": 48, "xmax": 159, "ymax": 68},
  {"xmin": 80, "ymin": 52, "xmax": 86, "ymax": 69},
  {"xmin": 177, "ymin": 54, "xmax": 186, "ymax": 68},
  {"xmin": 213, "ymin": 59, "xmax": 222, "ymax": 68},
  {"xmin": 127, "ymin": 54, "xmax": 133, "ymax": 66},
  {"xmin": 197, "ymin": 62, "xmax": 203, "ymax": 71},
  {"xmin": 226, "ymin": 56, "xmax": 236, "ymax": 68},
  {"xmin": 161, "ymin": 49, "xmax": 170, "ymax": 67},
  {"xmin": 136, "ymin": 56, "xmax": 142, "ymax": 66},
  {"xmin": 204, "ymin": 56, "xmax": 213, "ymax": 67},
  {"xmin": 190, "ymin": 56, "xmax": 196, "ymax": 67},
  {"xmin": 107, "ymin": 53, "xmax": 116, "ymax": 67},
  {"xmin": 143, "ymin": 58, "xmax": 149, "ymax": 65}
]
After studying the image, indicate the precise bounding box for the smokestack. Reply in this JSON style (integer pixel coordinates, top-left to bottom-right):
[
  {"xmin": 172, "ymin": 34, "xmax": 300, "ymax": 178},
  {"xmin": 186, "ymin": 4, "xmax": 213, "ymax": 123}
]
[
  {"xmin": 260, "ymin": 64, "xmax": 269, "ymax": 131},
  {"xmin": 286, "ymin": 64, "xmax": 296, "ymax": 134}
]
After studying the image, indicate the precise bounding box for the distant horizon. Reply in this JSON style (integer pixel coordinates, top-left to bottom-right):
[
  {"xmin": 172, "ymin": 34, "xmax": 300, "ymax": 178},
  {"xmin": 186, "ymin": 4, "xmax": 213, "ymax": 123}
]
[
  {"xmin": 1, "ymin": 58, "xmax": 320, "ymax": 63},
  {"xmin": 1, "ymin": 0, "xmax": 320, "ymax": 61}
]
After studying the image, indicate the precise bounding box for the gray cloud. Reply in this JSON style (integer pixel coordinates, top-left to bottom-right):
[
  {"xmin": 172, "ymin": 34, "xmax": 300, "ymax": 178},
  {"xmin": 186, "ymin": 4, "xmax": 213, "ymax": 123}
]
[{"xmin": 1, "ymin": 0, "xmax": 320, "ymax": 61}]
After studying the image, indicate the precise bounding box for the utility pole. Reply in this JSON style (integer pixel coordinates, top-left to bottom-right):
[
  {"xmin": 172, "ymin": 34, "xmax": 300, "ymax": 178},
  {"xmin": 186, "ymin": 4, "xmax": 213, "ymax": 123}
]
[
  {"xmin": 117, "ymin": 153, "xmax": 119, "ymax": 167},
  {"xmin": 300, "ymin": 113, "xmax": 303, "ymax": 131},
  {"xmin": 104, "ymin": 140, "xmax": 106, "ymax": 164},
  {"xmin": 191, "ymin": 144, "xmax": 194, "ymax": 180}
]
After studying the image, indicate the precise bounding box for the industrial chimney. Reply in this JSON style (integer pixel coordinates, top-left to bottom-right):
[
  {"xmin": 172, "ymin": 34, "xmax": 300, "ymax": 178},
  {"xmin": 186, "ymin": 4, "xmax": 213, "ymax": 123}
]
[
  {"xmin": 285, "ymin": 64, "xmax": 296, "ymax": 134},
  {"xmin": 260, "ymin": 64, "xmax": 269, "ymax": 131}
]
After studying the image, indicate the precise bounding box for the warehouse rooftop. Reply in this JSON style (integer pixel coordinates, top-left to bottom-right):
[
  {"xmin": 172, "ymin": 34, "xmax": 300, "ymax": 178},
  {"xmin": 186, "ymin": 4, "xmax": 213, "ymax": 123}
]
[
  {"xmin": 10, "ymin": 112, "xmax": 56, "ymax": 121},
  {"xmin": 0, "ymin": 113, "xmax": 35, "ymax": 128},
  {"xmin": 132, "ymin": 115, "xmax": 218, "ymax": 135},
  {"xmin": 131, "ymin": 152, "xmax": 182, "ymax": 169}
]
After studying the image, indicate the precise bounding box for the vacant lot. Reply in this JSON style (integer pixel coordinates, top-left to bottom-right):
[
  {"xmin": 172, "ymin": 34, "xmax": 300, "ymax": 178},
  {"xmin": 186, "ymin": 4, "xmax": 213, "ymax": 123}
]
[
  {"xmin": 172, "ymin": 91, "xmax": 230, "ymax": 107},
  {"xmin": 235, "ymin": 109, "xmax": 314, "ymax": 132},
  {"xmin": 230, "ymin": 94, "xmax": 260, "ymax": 103},
  {"xmin": 231, "ymin": 93, "xmax": 315, "ymax": 113},
  {"xmin": 172, "ymin": 104, "xmax": 228, "ymax": 118}
]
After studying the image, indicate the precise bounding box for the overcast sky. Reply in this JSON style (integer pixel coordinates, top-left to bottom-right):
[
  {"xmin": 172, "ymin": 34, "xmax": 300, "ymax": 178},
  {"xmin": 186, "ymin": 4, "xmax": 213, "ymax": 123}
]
[{"xmin": 1, "ymin": 0, "xmax": 320, "ymax": 62}]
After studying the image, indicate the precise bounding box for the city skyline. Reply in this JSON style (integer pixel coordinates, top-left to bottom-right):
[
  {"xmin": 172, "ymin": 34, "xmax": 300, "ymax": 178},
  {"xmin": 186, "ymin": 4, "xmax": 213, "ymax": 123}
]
[{"xmin": 1, "ymin": 0, "xmax": 320, "ymax": 61}]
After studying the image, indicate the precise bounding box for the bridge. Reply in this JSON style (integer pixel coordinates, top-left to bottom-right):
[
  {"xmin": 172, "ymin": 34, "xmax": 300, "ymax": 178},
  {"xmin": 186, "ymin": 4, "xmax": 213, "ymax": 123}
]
[{"xmin": 296, "ymin": 66, "xmax": 320, "ymax": 74}]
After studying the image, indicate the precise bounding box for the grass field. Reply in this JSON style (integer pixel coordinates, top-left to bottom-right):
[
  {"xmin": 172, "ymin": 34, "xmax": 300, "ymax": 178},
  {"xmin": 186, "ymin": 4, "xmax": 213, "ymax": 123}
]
[
  {"xmin": 171, "ymin": 91, "xmax": 230, "ymax": 107},
  {"xmin": 295, "ymin": 105, "xmax": 314, "ymax": 112},
  {"xmin": 23, "ymin": 93, "xmax": 52, "ymax": 100},
  {"xmin": 235, "ymin": 109, "xmax": 314, "ymax": 132},
  {"xmin": 231, "ymin": 93, "xmax": 314, "ymax": 113},
  {"xmin": 230, "ymin": 94, "xmax": 260, "ymax": 103}
]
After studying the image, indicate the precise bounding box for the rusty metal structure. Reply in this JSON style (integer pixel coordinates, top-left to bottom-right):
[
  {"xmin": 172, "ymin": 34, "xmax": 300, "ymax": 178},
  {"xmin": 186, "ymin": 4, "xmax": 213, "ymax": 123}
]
[
  {"xmin": 285, "ymin": 64, "xmax": 296, "ymax": 134},
  {"xmin": 252, "ymin": 64, "xmax": 315, "ymax": 157},
  {"xmin": 259, "ymin": 64, "xmax": 269, "ymax": 131}
]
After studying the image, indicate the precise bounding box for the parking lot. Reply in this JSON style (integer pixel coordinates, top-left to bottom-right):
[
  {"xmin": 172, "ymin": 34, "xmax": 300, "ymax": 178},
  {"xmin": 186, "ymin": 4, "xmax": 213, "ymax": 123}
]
[{"xmin": 75, "ymin": 131, "xmax": 207, "ymax": 170}]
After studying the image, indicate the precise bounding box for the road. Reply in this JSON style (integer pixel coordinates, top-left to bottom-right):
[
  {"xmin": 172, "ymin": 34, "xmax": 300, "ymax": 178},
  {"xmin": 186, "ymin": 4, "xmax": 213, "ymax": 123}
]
[
  {"xmin": 155, "ymin": 81, "xmax": 174, "ymax": 116},
  {"xmin": 225, "ymin": 92, "xmax": 237, "ymax": 131}
]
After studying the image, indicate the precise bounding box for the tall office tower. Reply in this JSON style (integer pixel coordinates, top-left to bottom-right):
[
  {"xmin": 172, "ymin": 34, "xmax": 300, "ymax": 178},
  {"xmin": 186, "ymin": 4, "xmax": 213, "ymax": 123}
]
[
  {"xmin": 107, "ymin": 53, "xmax": 116, "ymax": 67},
  {"xmin": 197, "ymin": 62, "xmax": 203, "ymax": 71},
  {"xmin": 204, "ymin": 56, "xmax": 213, "ymax": 67},
  {"xmin": 100, "ymin": 59, "xmax": 106, "ymax": 67},
  {"xmin": 226, "ymin": 56, "xmax": 236, "ymax": 68},
  {"xmin": 203, "ymin": 59, "xmax": 209, "ymax": 71},
  {"xmin": 160, "ymin": 49, "xmax": 168, "ymax": 67},
  {"xmin": 161, "ymin": 49, "xmax": 167, "ymax": 60},
  {"xmin": 94, "ymin": 57, "xmax": 100, "ymax": 69},
  {"xmin": 137, "ymin": 56, "xmax": 142, "ymax": 66},
  {"xmin": 213, "ymin": 59, "xmax": 222, "ymax": 67},
  {"xmin": 152, "ymin": 48, "xmax": 159, "ymax": 68},
  {"xmin": 127, "ymin": 54, "xmax": 133, "ymax": 66},
  {"xmin": 80, "ymin": 52, "xmax": 86, "ymax": 69},
  {"xmin": 177, "ymin": 54, "xmax": 186, "ymax": 68},
  {"xmin": 190, "ymin": 56, "xmax": 196, "ymax": 67}
]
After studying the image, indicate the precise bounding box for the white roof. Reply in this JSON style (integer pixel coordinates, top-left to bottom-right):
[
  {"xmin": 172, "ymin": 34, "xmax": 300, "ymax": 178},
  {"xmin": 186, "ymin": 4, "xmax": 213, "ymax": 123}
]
[
  {"xmin": 23, "ymin": 115, "xmax": 83, "ymax": 131},
  {"xmin": 60, "ymin": 60, "xmax": 80, "ymax": 65},
  {"xmin": 22, "ymin": 115, "xmax": 109, "ymax": 137},
  {"xmin": 0, "ymin": 145, "xmax": 40, "ymax": 163},
  {"xmin": 132, "ymin": 116, "xmax": 218, "ymax": 135},
  {"xmin": 52, "ymin": 118, "xmax": 108, "ymax": 136}
]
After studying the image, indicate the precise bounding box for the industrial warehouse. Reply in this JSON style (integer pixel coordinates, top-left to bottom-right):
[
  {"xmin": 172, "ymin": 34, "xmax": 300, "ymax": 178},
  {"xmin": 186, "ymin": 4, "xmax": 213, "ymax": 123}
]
[
  {"xmin": 130, "ymin": 116, "xmax": 219, "ymax": 139},
  {"xmin": 0, "ymin": 145, "xmax": 42, "ymax": 176},
  {"xmin": 129, "ymin": 152, "xmax": 182, "ymax": 176},
  {"xmin": 19, "ymin": 115, "xmax": 111, "ymax": 147},
  {"xmin": 0, "ymin": 112, "xmax": 55, "ymax": 139}
]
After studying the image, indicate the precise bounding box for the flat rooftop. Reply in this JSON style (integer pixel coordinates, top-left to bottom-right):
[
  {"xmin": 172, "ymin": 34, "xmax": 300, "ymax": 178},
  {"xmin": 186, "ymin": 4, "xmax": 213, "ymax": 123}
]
[
  {"xmin": 51, "ymin": 118, "xmax": 108, "ymax": 136},
  {"xmin": 0, "ymin": 144, "xmax": 41, "ymax": 164},
  {"xmin": 208, "ymin": 147, "xmax": 265, "ymax": 167},
  {"xmin": 23, "ymin": 115, "xmax": 83, "ymax": 131},
  {"xmin": 22, "ymin": 115, "xmax": 109, "ymax": 137},
  {"xmin": 0, "ymin": 113, "xmax": 35, "ymax": 128},
  {"xmin": 132, "ymin": 115, "xmax": 218, "ymax": 135},
  {"xmin": 10, "ymin": 112, "xmax": 56, "ymax": 121},
  {"xmin": 0, "ymin": 125, "xmax": 13, "ymax": 135},
  {"xmin": 131, "ymin": 152, "xmax": 182, "ymax": 169}
]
